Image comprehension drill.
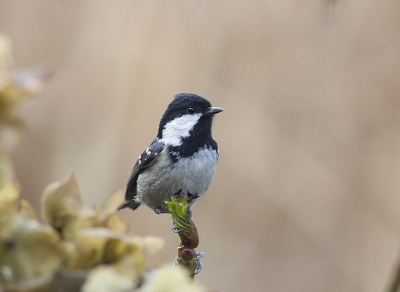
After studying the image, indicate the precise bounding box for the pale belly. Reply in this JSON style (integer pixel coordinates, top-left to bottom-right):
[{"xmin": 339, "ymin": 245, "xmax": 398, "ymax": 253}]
[{"xmin": 136, "ymin": 147, "xmax": 218, "ymax": 211}]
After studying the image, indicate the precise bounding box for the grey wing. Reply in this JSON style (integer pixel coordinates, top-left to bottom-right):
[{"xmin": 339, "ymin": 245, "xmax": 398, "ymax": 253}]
[{"xmin": 118, "ymin": 139, "xmax": 165, "ymax": 211}]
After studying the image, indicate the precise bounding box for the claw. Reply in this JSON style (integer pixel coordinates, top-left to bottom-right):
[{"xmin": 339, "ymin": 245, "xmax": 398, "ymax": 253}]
[
  {"xmin": 194, "ymin": 252, "xmax": 204, "ymax": 274},
  {"xmin": 172, "ymin": 224, "xmax": 181, "ymax": 233},
  {"xmin": 193, "ymin": 258, "xmax": 203, "ymax": 275},
  {"xmin": 196, "ymin": 251, "xmax": 204, "ymax": 258},
  {"xmin": 172, "ymin": 257, "xmax": 179, "ymax": 267}
]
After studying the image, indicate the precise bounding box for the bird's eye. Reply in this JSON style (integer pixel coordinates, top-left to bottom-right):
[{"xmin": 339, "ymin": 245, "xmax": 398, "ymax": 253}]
[{"xmin": 187, "ymin": 107, "xmax": 195, "ymax": 114}]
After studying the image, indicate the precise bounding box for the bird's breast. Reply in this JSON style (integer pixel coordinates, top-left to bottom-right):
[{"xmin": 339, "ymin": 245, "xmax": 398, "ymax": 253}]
[{"xmin": 136, "ymin": 146, "xmax": 218, "ymax": 209}]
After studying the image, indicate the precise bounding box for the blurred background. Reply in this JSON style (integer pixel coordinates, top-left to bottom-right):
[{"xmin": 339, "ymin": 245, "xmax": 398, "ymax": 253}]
[{"xmin": 1, "ymin": 1, "xmax": 400, "ymax": 291}]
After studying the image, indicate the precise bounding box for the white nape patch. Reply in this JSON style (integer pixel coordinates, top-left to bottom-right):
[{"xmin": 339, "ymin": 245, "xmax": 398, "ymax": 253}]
[{"xmin": 160, "ymin": 113, "xmax": 201, "ymax": 146}]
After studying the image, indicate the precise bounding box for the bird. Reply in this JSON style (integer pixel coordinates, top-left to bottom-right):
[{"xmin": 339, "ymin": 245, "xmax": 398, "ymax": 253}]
[{"xmin": 118, "ymin": 93, "xmax": 224, "ymax": 214}]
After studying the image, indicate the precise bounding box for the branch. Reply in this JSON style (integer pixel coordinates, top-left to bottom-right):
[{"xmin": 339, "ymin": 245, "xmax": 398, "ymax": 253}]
[{"xmin": 165, "ymin": 190, "xmax": 203, "ymax": 278}]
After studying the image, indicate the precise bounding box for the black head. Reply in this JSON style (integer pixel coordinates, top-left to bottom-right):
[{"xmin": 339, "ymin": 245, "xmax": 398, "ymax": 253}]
[{"xmin": 157, "ymin": 93, "xmax": 223, "ymax": 140}]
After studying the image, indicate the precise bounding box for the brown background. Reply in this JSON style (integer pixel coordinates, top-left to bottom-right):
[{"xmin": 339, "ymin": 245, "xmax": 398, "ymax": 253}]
[{"xmin": 2, "ymin": 1, "xmax": 400, "ymax": 291}]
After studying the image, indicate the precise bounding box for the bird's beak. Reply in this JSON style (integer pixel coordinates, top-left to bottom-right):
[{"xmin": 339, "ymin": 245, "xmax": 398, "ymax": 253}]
[{"xmin": 205, "ymin": 106, "xmax": 224, "ymax": 116}]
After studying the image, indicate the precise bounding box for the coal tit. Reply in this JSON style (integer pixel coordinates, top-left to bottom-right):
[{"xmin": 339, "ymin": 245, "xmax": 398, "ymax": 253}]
[{"xmin": 118, "ymin": 93, "xmax": 224, "ymax": 213}]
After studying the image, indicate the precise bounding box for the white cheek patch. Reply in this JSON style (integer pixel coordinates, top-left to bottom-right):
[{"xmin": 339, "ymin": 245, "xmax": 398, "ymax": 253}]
[{"xmin": 160, "ymin": 113, "xmax": 201, "ymax": 146}]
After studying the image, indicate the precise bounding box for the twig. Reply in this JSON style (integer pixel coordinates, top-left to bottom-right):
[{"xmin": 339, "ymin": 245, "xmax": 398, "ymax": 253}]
[{"xmin": 165, "ymin": 190, "xmax": 203, "ymax": 278}]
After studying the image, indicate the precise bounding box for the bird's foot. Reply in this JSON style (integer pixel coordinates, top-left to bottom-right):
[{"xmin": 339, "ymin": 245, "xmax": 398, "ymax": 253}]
[
  {"xmin": 196, "ymin": 251, "xmax": 205, "ymax": 258},
  {"xmin": 172, "ymin": 224, "xmax": 180, "ymax": 233},
  {"xmin": 154, "ymin": 208, "xmax": 170, "ymax": 214},
  {"xmin": 193, "ymin": 257, "xmax": 203, "ymax": 275}
]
